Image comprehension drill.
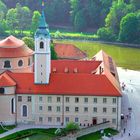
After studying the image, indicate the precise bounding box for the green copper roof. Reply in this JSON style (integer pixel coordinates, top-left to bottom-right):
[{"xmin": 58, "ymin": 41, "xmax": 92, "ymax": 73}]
[
  {"xmin": 35, "ymin": 11, "xmax": 50, "ymax": 38},
  {"xmin": 39, "ymin": 11, "xmax": 48, "ymax": 28}
]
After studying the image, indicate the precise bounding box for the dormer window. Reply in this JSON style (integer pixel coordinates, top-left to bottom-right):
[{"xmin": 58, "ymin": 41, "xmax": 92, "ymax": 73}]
[
  {"xmin": 40, "ymin": 41, "xmax": 44, "ymax": 49},
  {"xmin": 4, "ymin": 60, "xmax": 11, "ymax": 68},
  {"xmin": 0, "ymin": 88, "xmax": 5, "ymax": 94}
]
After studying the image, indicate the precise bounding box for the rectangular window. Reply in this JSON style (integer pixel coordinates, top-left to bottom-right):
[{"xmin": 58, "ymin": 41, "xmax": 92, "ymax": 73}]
[
  {"xmin": 65, "ymin": 107, "xmax": 69, "ymax": 112},
  {"xmin": 75, "ymin": 107, "xmax": 79, "ymax": 112},
  {"xmin": 27, "ymin": 96, "xmax": 32, "ymax": 102},
  {"xmin": 48, "ymin": 106, "xmax": 52, "ymax": 112},
  {"xmin": 65, "ymin": 117, "xmax": 69, "ymax": 122},
  {"xmin": 48, "ymin": 117, "xmax": 52, "ymax": 122},
  {"xmin": 103, "ymin": 118, "xmax": 107, "ymax": 122},
  {"xmin": 57, "ymin": 106, "xmax": 61, "ymax": 112},
  {"xmin": 57, "ymin": 97, "xmax": 61, "ymax": 102},
  {"xmin": 112, "ymin": 108, "xmax": 116, "ymax": 113},
  {"xmin": 75, "ymin": 97, "xmax": 79, "ymax": 103},
  {"xmin": 84, "ymin": 98, "xmax": 88, "ymax": 103},
  {"xmin": 48, "ymin": 96, "xmax": 52, "ymax": 103},
  {"xmin": 93, "ymin": 98, "xmax": 97, "ymax": 103},
  {"xmin": 103, "ymin": 107, "xmax": 107, "ymax": 113},
  {"xmin": 39, "ymin": 106, "xmax": 43, "ymax": 111},
  {"xmin": 112, "ymin": 119, "xmax": 116, "ymax": 124},
  {"xmin": 65, "ymin": 97, "xmax": 69, "ymax": 103},
  {"xmin": 39, "ymin": 96, "xmax": 42, "ymax": 102},
  {"xmin": 57, "ymin": 117, "xmax": 60, "ymax": 122},
  {"xmin": 75, "ymin": 117, "xmax": 79, "ymax": 123},
  {"xmin": 103, "ymin": 98, "xmax": 107, "ymax": 103},
  {"xmin": 18, "ymin": 96, "xmax": 22, "ymax": 102},
  {"xmin": 84, "ymin": 107, "xmax": 88, "ymax": 112},
  {"xmin": 93, "ymin": 107, "xmax": 97, "ymax": 113},
  {"xmin": 113, "ymin": 98, "xmax": 116, "ymax": 104},
  {"xmin": 39, "ymin": 117, "xmax": 43, "ymax": 122}
]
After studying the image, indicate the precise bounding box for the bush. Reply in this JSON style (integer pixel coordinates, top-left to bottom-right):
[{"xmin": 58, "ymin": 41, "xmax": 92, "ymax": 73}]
[
  {"xmin": 65, "ymin": 122, "xmax": 80, "ymax": 134},
  {"xmin": 97, "ymin": 27, "xmax": 116, "ymax": 41},
  {"xmin": 22, "ymin": 36, "xmax": 34, "ymax": 50}
]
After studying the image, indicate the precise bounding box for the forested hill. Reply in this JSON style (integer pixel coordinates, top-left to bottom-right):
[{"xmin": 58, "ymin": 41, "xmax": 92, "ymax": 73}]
[{"xmin": 1, "ymin": 0, "xmax": 140, "ymax": 44}]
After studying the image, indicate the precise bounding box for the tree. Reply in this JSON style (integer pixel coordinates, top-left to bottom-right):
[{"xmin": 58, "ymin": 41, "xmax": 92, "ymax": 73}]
[
  {"xmin": 31, "ymin": 11, "xmax": 41, "ymax": 33},
  {"xmin": 105, "ymin": 0, "xmax": 133, "ymax": 35},
  {"xmin": 22, "ymin": 37, "xmax": 34, "ymax": 50},
  {"xmin": 0, "ymin": 0, "xmax": 7, "ymax": 34},
  {"xmin": 6, "ymin": 8, "xmax": 17, "ymax": 33},
  {"xmin": 119, "ymin": 13, "xmax": 139, "ymax": 43},
  {"xmin": 16, "ymin": 3, "xmax": 31, "ymax": 33},
  {"xmin": 97, "ymin": 27, "xmax": 116, "ymax": 41},
  {"xmin": 51, "ymin": 43, "xmax": 57, "ymax": 60},
  {"xmin": 65, "ymin": 122, "xmax": 80, "ymax": 133},
  {"xmin": 74, "ymin": 9, "xmax": 87, "ymax": 32},
  {"xmin": 130, "ymin": 0, "xmax": 140, "ymax": 10}
]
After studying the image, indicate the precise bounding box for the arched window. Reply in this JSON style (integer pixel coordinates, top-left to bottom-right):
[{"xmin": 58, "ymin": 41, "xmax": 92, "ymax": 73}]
[
  {"xmin": 11, "ymin": 98, "xmax": 15, "ymax": 114},
  {"xmin": 22, "ymin": 105, "xmax": 27, "ymax": 117},
  {"xmin": 0, "ymin": 88, "xmax": 5, "ymax": 94},
  {"xmin": 28, "ymin": 58, "xmax": 31, "ymax": 66},
  {"xmin": 40, "ymin": 41, "xmax": 44, "ymax": 49},
  {"xmin": 18, "ymin": 60, "xmax": 23, "ymax": 67},
  {"xmin": 4, "ymin": 60, "xmax": 11, "ymax": 68}
]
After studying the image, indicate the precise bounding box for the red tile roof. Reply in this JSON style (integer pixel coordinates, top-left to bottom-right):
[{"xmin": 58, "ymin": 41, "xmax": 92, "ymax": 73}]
[
  {"xmin": 51, "ymin": 60, "xmax": 101, "ymax": 74},
  {"xmin": 7, "ymin": 72, "xmax": 121, "ymax": 96},
  {"xmin": 54, "ymin": 43, "xmax": 87, "ymax": 59},
  {"xmin": 0, "ymin": 72, "xmax": 16, "ymax": 87},
  {"xmin": 0, "ymin": 36, "xmax": 34, "ymax": 58}
]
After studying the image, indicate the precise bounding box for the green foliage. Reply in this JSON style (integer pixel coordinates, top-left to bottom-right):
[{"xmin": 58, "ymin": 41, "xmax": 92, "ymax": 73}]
[
  {"xmin": 6, "ymin": 8, "xmax": 17, "ymax": 33},
  {"xmin": 22, "ymin": 37, "xmax": 34, "ymax": 50},
  {"xmin": 119, "ymin": 12, "xmax": 139, "ymax": 43},
  {"xmin": 31, "ymin": 11, "xmax": 41, "ymax": 33},
  {"xmin": 51, "ymin": 43, "xmax": 57, "ymax": 60},
  {"xmin": 97, "ymin": 27, "xmax": 116, "ymax": 41},
  {"xmin": 130, "ymin": 0, "xmax": 140, "ymax": 10},
  {"xmin": 77, "ymin": 128, "xmax": 118, "ymax": 140},
  {"xmin": 74, "ymin": 10, "xmax": 87, "ymax": 32},
  {"xmin": 105, "ymin": 0, "xmax": 133, "ymax": 35},
  {"xmin": 65, "ymin": 122, "xmax": 80, "ymax": 133}
]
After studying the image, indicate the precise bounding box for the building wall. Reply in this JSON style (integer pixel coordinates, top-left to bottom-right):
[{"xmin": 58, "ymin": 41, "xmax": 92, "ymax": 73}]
[
  {"xmin": 0, "ymin": 56, "xmax": 33, "ymax": 74},
  {"xmin": 0, "ymin": 94, "xmax": 16, "ymax": 125},
  {"xmin": 16, "ymin": 94, "xmax": 121, "ymax": 129}
]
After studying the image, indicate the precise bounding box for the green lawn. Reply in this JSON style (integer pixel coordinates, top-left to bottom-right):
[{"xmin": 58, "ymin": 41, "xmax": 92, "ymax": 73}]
[
  {"xmin": 0, "ymin": 125, "xmax": 16, "ymax": 134},
  {"xmin": 1, "ymin": 128, "xmax": 56, "ymax": 140},
  {"xmin": 55, "ymin": 40, "xmax": 140, "ymax": 70},
  {"xmin": 77, "ymin": 128, "xmax": 118, "ymax": 140}
]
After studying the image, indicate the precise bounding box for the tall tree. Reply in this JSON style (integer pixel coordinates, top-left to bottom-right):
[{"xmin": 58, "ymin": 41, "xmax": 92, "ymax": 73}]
[
  {"xmin": 31, "ymin": 11, "xmax": 41, "ymax": 33},
  {"xmin": 119, "ymin": 13, "xmax": 139, "ymax": 43},
  {"xmin": 6, "ymin": 8, "xmax": 17, "ymax": 33},
  {"xmin": 105, "ymin": 0, "xmax": 133, "ymax": 35}
]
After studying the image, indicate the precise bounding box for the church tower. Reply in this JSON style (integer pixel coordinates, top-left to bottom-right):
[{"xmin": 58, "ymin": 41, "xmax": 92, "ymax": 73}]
[{"xmin": 34, "ymin": 1, "xmax": 51, "ymax": 84}]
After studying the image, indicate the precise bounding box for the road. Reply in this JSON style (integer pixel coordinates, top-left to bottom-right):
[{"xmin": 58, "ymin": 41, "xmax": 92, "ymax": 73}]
[{"xmin": 113, "ymin": 68, "xmax": 140, "ymax": 140}]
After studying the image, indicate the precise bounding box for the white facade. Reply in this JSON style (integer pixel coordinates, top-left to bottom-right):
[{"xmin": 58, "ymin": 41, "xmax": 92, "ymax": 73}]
[
  {"xmin": 34, "ymin": 36, "xmax": 51, "ymax": 84},
  {"xmin": 16, "ymin": 94, "xmax": 121, "ymax": 130}
]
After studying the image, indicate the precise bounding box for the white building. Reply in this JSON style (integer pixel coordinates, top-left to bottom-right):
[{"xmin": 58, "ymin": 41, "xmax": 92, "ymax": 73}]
[{"xmin": 0, "ymin": 7, "xmax": 122, "ymax": 130}]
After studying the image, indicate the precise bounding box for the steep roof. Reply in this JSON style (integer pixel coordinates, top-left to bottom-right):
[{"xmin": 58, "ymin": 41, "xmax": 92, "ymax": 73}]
[
  {"xmin": 54, "ymin": 43, "xmax": 87, "ymax": 60},
  {"xmin": 93, "ymin": 50, "xmax": 121, "ymax": 93},
  {"xmin": 7, "ymin": 72, "xmax": 121, "ymax": 96},
  {"xmin": 51, "ymin": 60, "xmax": 101, "ymax": 74},
  {"xmin": 0, "ymin": 36, "xmax": 34, "ymax": 58},
  {"xmin": 0, "ymin": 72, "xmax": 16, "ymax": 87}
]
